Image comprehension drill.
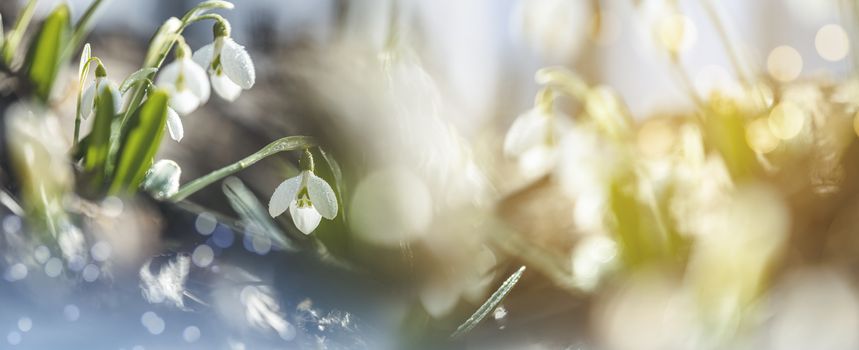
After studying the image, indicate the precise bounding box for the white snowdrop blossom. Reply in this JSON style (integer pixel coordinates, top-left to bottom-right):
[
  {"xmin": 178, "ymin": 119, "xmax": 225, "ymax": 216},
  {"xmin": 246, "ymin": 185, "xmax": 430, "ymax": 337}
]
[
  {"xmin": 192, "ymin": 22, "xmax": 255, "ymax": 101},
  {"xmin": 503, "ymin": 107, "xmax": 570, "ymax": 177},
  {"xmin": 268, "ymin": 152, "xmax": 338, "ymax": 235},
  {"xmin": 155, "ymin": 42, "xmax": 210, "ymax": 116},
  {"xmin": 80, "ymin": 65, "xmax": 121, "ymax": 120}
]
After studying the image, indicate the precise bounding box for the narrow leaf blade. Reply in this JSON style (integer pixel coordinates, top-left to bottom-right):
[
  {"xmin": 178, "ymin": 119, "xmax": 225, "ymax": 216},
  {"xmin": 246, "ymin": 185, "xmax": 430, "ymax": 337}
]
[
  {"xmin": 119, "ymin": 67, "xmax": 157, "ymax": 93},
  {"xmin": 27, "ymin": 4, "xmax": 71, "ymax": 101},
  {"xmin": 450, "ymin": 266, "xmax": 526, "ymax": 339},
  {"xmin": 222, "ymin": 177, "xmax": 297, "ymax": 251},
  {"xmin": 109, "ymin": 89, "xmax": 169, "ymax": 194},
  {"xmin": 319, "ymin": 147, "xmax": 347, "ymax": 222},
  {"xmin": 83, "ymin": 83, "xmax": 117, "ymax": 190}
]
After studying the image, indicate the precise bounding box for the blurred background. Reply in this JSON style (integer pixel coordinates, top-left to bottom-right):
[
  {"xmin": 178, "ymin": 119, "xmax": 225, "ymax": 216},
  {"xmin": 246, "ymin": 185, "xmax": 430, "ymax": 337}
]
[{"xmin": 1, "ymin": 0, "xmax": 858, "ymax": 349}]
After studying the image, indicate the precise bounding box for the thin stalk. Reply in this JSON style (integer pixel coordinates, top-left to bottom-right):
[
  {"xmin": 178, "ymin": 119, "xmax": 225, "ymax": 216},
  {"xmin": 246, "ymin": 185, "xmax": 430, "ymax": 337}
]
[
  {"xmin": 168, "ymin": 136, "xmax": 316, "ymax": 202},
  {"xmin": 669, "ymin": 54, "xmax": 706, "ymax": 113},
  {"xmin": 700, "ymin": 0, "xmax": 751, "ymax": 85},
  {"xmin": 2, "ymin": 0, "xmax": 38, "ymax": 65},
  {"xmin": 450, "ymin": 266, "xmax": 526, "ymax": 339}
]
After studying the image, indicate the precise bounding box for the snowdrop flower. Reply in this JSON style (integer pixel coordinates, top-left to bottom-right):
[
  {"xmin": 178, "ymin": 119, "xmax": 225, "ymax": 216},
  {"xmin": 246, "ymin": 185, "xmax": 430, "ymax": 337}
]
[
  {"xmin": 192, "ymin": 21, "xmax": 255, "ymax": 101},
  {"xmin": 268, "ymin": 150, "xmax": 338, "ymax": 235},
  {"xmin": 142, "ymin": 159, "xmax": 181, "ymax": 200},
  {"xmin": 155, "ymin": 40, "xmax": 210, "ymax": 116},
  {"xmin": 80, "ymin": 63, "xmax": 121, "ymax": 120},
  {"xmin": 503, "ymin": 104, "xmax": 571, "ymax": 177}
]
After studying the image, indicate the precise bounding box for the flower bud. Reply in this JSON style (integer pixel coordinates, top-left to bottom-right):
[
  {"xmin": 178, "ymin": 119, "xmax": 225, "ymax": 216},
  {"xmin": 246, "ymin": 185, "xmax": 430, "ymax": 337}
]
[{"xmin": 142, "ymin": 160, "xmax": 181, "ymax": 200}]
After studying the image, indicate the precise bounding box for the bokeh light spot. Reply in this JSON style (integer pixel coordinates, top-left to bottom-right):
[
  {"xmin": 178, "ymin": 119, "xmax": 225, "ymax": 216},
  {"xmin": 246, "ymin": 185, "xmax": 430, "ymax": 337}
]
[
  {"xmin": 767, "ymin": 45, "xmax": 803, "ymax": 82},
  {"xmin": 815, "ymin": 24, "xmax": 849, "ymax": 62}
]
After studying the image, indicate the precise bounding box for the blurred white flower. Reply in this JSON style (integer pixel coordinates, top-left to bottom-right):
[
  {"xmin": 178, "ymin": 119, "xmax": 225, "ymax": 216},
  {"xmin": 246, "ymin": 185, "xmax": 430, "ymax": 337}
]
[
  {"xmin": 193, "ymin": 33, "xmax": 255, "ymax": 101},
  {"xmin": 503, "ymin": 107, "xmax": 570, "ymax": 177},
  {"xmin": 511, "ymin": 0, "xmax": 591, "ymax": 63},
  {"xmin": 268, "ymin": 170, "xmax": 338, "ymax": 235},
  {"xmin": 768, "ymin": 268, "xmax": 859, "ymax": 350},
  {"xmin": 155, "ymin": 51, "xmax": 210, "ymax": 116},
  {"xmin": 140, "ymin": 254, "xmax": 191, "ymax": 309},
  {"xmin": 142, "ymin": 159, "xmax": 181, "ymax": 200},
  {"xmin": 80, "ymin": 65, "xmax": 121, "ymax": 120},
  {"xmin": 419, "ymin": 246, "xmax": 498, "ymax": 318}
]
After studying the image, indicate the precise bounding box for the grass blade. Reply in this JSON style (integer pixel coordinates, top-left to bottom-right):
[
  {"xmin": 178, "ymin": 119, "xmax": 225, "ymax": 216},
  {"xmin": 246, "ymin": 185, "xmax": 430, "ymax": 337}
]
[
  {"xmin": 222, "ymin": 177, "xmax": 297, "ymax": 251},
  {"xmin": 26, "ymin": 4, "xmax": 71, "ymax": 101},
  {"xmin": 83, "ymin": 82, "xmax": 117, "ymax": 192},
  {"xmin": 109, "ymin": 89, "xmax": 169, "ymax": 194},
  {"xmin": 450, "ymin": 265, "xmax": 526, "ymax": 339},
  {"xmin": 119, "ymin": 67, "xmax": 157, "ymax": 93}
]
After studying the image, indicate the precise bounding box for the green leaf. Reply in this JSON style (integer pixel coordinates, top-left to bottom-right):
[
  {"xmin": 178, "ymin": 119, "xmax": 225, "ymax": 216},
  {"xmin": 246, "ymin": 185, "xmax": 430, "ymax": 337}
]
[
  {"xmin": 1, "ymin": 0, "xmax": 37, "ymax": 65},
  {"xmin": 26, "ymin": 4, "xmax": 71, "ymax": 101},
  {"xmin": 83, "ymin": 83, "xmax": 117, "ymax": 190},
  {"xmin": 450, "ymin": 266, "xmax": 526, "ymax": 339},
  {"xmin": 319, "ymin": 147, "xmax": 347, "ymax": 223},
  {"xmin": 109, "ymin": 89, "xmax": 169, "ymax": 194},
  {"xmin": 119, "ymin": 67, "xmax": 157, "ymax": 93},
  {"xmin": 222, "ymin": 177, "xmax": 298, "ymax": 251}
]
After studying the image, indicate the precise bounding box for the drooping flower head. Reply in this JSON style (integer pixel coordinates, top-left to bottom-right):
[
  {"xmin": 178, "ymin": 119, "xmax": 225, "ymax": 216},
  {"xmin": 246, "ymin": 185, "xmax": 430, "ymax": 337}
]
[
  {"xmin": 192, "ymin": 21, "xmax": 256, "ymax": 101},
  {"xmin": 268, "ymin": 150, "xmax": 338, "ymax": 235},
  {"xmin": 155, "ymin": 39, "xmax": 211, "ymax": 116},
  {"xmin": 80, "ymin": 63, "xmax": 121, "ymax": 120}
]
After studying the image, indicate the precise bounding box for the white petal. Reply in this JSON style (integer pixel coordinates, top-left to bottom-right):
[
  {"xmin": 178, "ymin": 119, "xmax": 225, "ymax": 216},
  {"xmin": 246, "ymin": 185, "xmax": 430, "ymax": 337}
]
[
  {"xmin": 211, "ymin": 72, "xmax": 243, "ymax": 101},
  {"xmin": 306, "ymin": 172, "xmax": 338, "ymax": 220},
  {"xmin": 192, "ymin": 43, "xmax": 215, "ymax": 71},
  {"xmin": 80, "ymin": 82, "xmax": 96, "ymax": 119},
  {"xmin": 182, "ymin": 58, "xmax": 211, "ymax": 104},
  {"xmin": 165, "ymin": 107, "xmax": 184, "ymax": 142},
  {"xmin": 221, "ymin": 38, "xmax": 255, "ymax": 89},
  {"xmin": 106, "ymin": 81, "xmax": 123, "ymax": 113},
  {"xmin": 289, "ymin": 201, "xmax": 322, "ymax": 235},
  {"xmin": 268, "ymin": 175, "xmax": 302, "ymax": 217},
  {"xmin": 155, "ymin": 60, "xmax": 182, "ymax": 92},
  {"xmin": 169, "ymin": 89, "xmax": 200, "ymax": 116},
  {"xmin": 503, "ymin": 109, "xmax": 550, "ymax": 157}
]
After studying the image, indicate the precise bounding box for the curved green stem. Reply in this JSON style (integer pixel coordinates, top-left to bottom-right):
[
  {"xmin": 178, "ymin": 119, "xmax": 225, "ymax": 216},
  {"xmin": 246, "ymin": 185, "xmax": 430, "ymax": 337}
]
[{"xmin": 168, "ymin": 136, "xmax": 316, "ymax": 202}]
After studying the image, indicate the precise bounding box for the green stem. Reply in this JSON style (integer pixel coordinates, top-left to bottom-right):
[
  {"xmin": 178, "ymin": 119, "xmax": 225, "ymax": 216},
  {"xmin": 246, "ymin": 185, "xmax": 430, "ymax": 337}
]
[
  {"xmin": 168, "ymin": 136, "xmax": 316, "ymax": 202},
  {"xmin": 2, "ymin": 0, "xmax": 38, "ymax": 65},
  {"xmin": 63, "ymin": 0, "xmax": 105, "ymax": 59}
]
